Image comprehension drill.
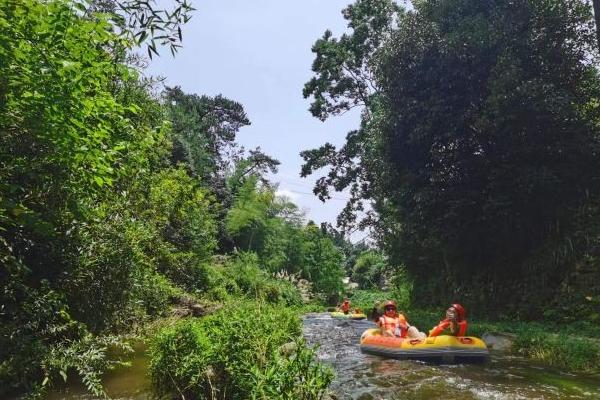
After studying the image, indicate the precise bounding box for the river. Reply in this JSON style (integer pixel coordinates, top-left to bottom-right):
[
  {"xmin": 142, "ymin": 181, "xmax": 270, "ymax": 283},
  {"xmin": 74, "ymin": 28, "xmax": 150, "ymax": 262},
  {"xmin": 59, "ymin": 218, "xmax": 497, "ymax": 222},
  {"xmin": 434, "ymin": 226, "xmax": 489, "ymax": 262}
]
[
  {"xmin": 45, "ymin": 313, "xmax": 600, "ymax": 399},
  {"xmin": 303, "ymin": 313, "xmax": 600, "ymax": 400}
]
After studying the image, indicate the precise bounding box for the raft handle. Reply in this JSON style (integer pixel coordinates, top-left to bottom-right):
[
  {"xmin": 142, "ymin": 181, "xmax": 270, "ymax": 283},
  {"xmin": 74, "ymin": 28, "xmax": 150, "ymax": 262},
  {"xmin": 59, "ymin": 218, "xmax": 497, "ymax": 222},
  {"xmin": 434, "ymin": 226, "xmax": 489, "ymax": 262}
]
[
  {"xmin": 409, "ymin": 339, "xmax": 423, "ymax": 345},
  {"xmin": 459, "ymin": 337, "xmax": 474, "ymax": 344}
]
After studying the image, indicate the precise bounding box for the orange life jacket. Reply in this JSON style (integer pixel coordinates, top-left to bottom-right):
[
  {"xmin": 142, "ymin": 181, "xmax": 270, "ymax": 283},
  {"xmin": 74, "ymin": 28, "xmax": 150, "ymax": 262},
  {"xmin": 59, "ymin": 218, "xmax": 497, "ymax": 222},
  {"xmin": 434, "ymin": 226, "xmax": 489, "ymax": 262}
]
[
  {"xmin": 429, "ymin": 319, "xmax": 467, "ymax": 337},
  {"xmin": 379, "ymin": 314, "xmax": 408, "ymax": 338}
]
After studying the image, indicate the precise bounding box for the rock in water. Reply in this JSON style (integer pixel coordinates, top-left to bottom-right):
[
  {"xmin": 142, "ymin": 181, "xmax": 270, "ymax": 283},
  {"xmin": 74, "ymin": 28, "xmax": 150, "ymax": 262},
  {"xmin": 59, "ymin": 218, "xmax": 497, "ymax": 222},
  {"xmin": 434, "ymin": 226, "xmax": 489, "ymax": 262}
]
[{"xmin": 482, "ymin": 332, "xmax": 516, "ymax": 351}]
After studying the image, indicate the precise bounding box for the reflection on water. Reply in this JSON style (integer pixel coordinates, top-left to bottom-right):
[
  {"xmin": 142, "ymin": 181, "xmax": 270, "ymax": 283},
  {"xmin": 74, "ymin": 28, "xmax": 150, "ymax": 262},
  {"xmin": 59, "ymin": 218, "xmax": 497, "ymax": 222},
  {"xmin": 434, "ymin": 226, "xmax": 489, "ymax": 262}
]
[
  {"xmin": 302, "ymin": 313, "xmax": 600, "ymax": 400},
  {"xmin": 44, "ymin": 313, "xmax": 600, "ymax": 399},
  {"xmin": 46, "ymin": 344, "xmax": 151, "ymax": 400}
]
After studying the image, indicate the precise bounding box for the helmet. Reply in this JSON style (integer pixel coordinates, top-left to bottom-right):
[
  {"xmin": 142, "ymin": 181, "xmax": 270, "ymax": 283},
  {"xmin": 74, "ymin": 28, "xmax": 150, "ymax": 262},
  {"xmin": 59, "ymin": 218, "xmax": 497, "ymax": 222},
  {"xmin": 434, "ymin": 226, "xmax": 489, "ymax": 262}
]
[
  {"xmin": 383, "ymin": 300, "xmax": 397, "ymax": 309},
  {"xmin": 451, "ymin": 303, "xmax": 465, "ymax": 321}
]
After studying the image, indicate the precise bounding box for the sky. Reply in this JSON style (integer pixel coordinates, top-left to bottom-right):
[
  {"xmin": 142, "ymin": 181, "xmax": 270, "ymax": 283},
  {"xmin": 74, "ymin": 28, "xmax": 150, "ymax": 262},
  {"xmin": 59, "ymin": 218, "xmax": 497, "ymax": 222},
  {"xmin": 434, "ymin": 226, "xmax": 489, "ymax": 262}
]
[{"xmin": 147, "ymin": 0, "xmax": 366, "ymax": 238}]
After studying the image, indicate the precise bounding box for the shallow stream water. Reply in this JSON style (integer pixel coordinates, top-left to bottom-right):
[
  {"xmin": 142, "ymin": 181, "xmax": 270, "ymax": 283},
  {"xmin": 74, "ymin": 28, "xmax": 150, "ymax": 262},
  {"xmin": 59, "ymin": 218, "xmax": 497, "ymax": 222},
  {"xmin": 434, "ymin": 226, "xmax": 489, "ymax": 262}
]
[
  {"xmin": 302, "ymin": 313, "xmax": 600, "ymax": 400},
  {"xmin": 43, "ymin": 313, "xmax": 600, "ymax": 399}
]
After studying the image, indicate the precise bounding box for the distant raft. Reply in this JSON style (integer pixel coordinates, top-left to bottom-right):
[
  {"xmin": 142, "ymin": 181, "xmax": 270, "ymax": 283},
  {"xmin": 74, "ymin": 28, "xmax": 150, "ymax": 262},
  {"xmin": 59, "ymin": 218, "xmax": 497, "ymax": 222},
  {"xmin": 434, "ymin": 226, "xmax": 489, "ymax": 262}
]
[
  {"xmin": 330, "ymin": 311, "xmax": 367, "ymax": 320},
  {"xmin": 360, "ymin": 328, "xmax": 489, "ymax": 363}
]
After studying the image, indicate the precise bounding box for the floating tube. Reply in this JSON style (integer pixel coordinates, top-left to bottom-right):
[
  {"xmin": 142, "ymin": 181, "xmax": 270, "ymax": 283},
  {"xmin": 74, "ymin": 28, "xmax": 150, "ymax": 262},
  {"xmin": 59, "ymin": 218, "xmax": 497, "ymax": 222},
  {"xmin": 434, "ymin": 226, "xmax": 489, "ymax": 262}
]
[
  {"xmin": 330, "ymin": 311, "xmax": 367, "ymax": 320},
  {"xmin": 360, "ymin": 328, "xmax": 489, "ymax": 363}
]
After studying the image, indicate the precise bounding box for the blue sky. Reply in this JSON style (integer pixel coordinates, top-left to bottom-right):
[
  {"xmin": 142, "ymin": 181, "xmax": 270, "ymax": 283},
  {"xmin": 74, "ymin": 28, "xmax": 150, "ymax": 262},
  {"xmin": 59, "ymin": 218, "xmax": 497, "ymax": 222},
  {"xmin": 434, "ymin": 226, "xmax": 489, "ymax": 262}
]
[{"xmin": 147, "ymin": 0, "xmax": 364, "ymax": 234}]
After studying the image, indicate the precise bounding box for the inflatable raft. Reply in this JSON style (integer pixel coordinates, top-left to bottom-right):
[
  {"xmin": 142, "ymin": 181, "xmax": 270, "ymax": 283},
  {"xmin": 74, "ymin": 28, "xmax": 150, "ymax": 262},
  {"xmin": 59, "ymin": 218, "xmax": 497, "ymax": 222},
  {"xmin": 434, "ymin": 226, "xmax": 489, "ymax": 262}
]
[
  {"xmin": 360, "ymin": 328, "xmax": 489, "ymax": 363},
  {"xmin": 330, "ymin": 311, "xmax": 367, "ymax": 320}
]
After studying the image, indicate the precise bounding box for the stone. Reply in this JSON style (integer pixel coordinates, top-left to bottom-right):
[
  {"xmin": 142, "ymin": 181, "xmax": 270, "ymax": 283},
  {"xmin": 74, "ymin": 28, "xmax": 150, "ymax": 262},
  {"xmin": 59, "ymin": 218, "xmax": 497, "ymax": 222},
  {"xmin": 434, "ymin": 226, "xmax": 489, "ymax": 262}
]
[
  {"xmin": 482, "ymin": 332, "xmax": 517, "ymax": 351},
  {"xmin": 279, "ymin": 342, "xmax": 297, "ymax": 356}
]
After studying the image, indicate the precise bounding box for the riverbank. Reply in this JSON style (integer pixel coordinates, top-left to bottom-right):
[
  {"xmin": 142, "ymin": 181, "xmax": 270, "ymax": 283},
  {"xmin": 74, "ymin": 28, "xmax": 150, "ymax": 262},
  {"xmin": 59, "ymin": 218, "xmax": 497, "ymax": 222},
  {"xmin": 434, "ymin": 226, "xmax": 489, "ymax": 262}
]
[
  {"xmin": 347, "ymin": 290, "xmax": 600, "ymax": 375},
  {"xmin": 148, "ymin": 301, "xmax": 334, "ymax": 399}
]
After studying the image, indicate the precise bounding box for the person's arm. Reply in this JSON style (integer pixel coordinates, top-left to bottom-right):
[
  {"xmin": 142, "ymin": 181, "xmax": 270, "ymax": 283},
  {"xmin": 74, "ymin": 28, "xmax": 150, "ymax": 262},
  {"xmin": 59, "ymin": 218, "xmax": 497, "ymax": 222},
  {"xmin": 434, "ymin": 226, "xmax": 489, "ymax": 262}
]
[
  {"xmin": 429, "ymin": 320, "xmax": 450, "ymax": 337},
  {"xmin": 457, "ymin": 320, "xmax": 467, "ymax": 336}
]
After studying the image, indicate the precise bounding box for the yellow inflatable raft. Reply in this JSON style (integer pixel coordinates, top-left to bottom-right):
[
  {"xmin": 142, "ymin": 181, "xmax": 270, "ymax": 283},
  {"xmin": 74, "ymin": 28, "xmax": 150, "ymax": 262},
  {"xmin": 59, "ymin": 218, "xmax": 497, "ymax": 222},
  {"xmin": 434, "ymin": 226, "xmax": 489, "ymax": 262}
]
[
  {"xmin": 360, "ymin": 328, "xmax": 489, "ymax": 362},
  {"xmin": 330, "ymin": 311, "xmax": 367, "ymax": 320}
]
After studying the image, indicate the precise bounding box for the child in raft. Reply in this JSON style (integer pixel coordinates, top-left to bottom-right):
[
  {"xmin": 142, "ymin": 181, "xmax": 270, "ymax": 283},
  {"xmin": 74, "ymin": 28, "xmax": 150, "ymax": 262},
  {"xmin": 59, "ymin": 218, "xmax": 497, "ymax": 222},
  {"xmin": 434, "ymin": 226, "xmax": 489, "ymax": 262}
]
[
  {"xmin": 429, "ymin": 303, "xmax": 468, "ymax": 337},
  {"xmin": 377, "ymin": 300, "xmax": 426, "ymax": 339}
]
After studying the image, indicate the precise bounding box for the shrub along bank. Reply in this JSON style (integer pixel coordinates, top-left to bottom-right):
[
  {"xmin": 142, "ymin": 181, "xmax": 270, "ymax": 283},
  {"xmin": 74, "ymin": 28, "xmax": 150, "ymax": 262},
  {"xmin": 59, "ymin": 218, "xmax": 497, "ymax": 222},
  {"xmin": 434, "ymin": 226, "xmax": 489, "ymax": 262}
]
[{"xmin": 149, "ymin": 302, "xmax": 333, "ymax": 400}]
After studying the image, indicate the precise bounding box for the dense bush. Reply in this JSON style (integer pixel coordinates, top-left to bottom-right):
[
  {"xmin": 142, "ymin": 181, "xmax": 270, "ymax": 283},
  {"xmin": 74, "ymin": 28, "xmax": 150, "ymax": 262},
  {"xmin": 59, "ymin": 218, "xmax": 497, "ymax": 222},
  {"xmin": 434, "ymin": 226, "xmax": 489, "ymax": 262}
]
[
  {"xmin": 209, "ymin": 253, "xmax": 304, "ymax": 306},
  {"xmin": 351, "ymin": 251, "xmax": 388, "ymax": 290},
  {"xmin": 226, "ymin": 178, "xmax": 345, "ymax": 300},
  {"xmin": 149, "ymin": 302, "xmax": 333, "ymax": 399}
]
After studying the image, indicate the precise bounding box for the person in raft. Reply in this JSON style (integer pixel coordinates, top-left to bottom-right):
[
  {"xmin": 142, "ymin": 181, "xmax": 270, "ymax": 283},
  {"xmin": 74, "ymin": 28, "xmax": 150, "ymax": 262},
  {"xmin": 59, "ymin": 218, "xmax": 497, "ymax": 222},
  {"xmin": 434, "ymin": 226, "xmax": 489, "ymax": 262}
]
[
  {"xmin": 378, "ymin": 300, "xmax": 407, "ymax": 337},
  {"xmin": 337, "ymin": 298, "xmax": 351, "ymax": 314},
  {"xmin": 377, "ymin": 300, "xmax": 427, "ymax": 339},
  {"xmin": 429, "ymin": 303, "xmax": 468, "ymax": 337}
]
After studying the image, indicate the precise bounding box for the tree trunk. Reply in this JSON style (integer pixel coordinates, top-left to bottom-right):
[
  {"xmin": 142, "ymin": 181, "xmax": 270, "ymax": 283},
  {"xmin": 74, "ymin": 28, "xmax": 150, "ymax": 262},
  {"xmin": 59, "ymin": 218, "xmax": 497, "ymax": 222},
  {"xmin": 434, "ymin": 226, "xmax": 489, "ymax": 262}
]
[{"xmin": 594, "ymin": 0, "xmax": 600, "ymax": 49}]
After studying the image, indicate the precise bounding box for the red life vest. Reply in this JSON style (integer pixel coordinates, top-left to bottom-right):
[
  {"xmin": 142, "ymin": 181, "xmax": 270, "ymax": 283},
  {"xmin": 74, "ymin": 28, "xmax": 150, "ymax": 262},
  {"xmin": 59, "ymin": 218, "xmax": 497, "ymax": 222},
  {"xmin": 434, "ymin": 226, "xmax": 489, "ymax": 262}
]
[
  {"xmin": 340, "ymin": 301, "xmax": 350, "ymax": 313},
  {"xmin": 379, "ymin": 314, "xmax": 408, "ymax": 338},
  {"xmin": 429, "ymin": 319, "xmax": 468, "ymax": 337}
]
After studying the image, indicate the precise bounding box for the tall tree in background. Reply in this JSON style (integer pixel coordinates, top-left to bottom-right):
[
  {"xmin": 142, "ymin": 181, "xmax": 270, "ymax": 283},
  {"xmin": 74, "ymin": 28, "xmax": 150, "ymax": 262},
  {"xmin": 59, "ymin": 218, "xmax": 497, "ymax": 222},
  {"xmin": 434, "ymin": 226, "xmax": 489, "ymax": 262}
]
[
  {"xmin": 166, "ymin": 87, "xmax": 250, "ymax": 186},
  {"xmin": 166, "ymin": 87, "xmax": 279, "ymax": 250},
  {"xmin": 303, "ymin": 0, "xmax": 600, "ymax": 315},
  {"xmin": 301, "ymin": 0, "xmax": 402, "ymax": 234}
]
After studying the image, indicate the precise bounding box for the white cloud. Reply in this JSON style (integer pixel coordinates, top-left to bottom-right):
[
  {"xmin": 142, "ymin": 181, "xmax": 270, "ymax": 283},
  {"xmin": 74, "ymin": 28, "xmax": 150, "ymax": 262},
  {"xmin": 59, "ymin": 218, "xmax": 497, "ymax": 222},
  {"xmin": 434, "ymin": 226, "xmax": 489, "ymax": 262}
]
[{"xmin": 275, "ymin": 188, "xmax": 299, "ymax": 201}]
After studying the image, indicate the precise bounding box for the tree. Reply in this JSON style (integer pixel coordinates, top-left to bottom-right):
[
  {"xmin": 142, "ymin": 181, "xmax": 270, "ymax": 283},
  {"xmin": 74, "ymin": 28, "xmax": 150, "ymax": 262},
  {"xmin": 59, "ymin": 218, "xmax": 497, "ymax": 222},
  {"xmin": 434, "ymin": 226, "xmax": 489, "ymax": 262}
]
[
  {"xmin": 0, "ymin": 0, "xmax": 184, "ymax": 393},
  {"xmin": 300, "ymin": 223, "xmax": 345, "ymax": 301},
  {"xmin": 301, "ymin": 0, "xmax": 402, "ymax": 233},
  {"xmin": 302, "ymin": 0, "xmax": 600, "ymax": 313},
  {"xmin": 166, "ymin": 87, "xmax": 250, "ymax": 183},
  {"xmin": 86, "ymin": 0, "xmax": 194, "ymax": 58},
  {"xmin": 225, "ymin": 176, "xmax": 276, "ymax": 252},
  {"xmin": 166, "ymin": 87, "xmax": 279, "ymax": 251},
  {"xmin": 351, "ymin": 250, "xmax": 387, "ymax": 290}
]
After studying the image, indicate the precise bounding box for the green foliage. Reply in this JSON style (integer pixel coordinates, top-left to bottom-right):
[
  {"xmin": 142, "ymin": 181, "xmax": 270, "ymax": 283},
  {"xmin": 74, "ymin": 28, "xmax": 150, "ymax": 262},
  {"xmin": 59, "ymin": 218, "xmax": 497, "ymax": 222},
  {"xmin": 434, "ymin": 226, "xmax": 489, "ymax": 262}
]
[
  {"xmin": 302, "ymin": 0, "xmax": 600, "ymax": 317},
  {"xmin": 226, "ymin": 176, "xmax": 276, "ymax": 252},
  {"xmin": 226, "ymin": 180, "xmax": 345, "ymax": 300},
  {"xmin": 303, "ymin": 0, "xmax": 401, "ymax": 121},
  {"xmin": 375, "ymin": 0, "xmax": 600, "ymax": 296},
  {"xmin": 149, "ymin": 303, "xmax": 333, "ymax": 399},
  {"xmin": 166, "ymin": 87, "xmax": 280, "ymax": 252},
  {"xmin": 301, "ymin": 0, "xmax": 401, "ymax": 224},
  {"xmin": 351, "ymin": 250, "xmax": 387, "ymax": 289},
  {"xmin": 389, "ymin": 266, "xmax": 413, "ymax": 312},
  {"xmin": 0, "ymin": 1, "xmax": 219, "ymax": 395},
  {"xmin": 510, "ymin": 325, "xmax": 600, "ymax": 373},
  {"xmin": 40, "ymin": 334, "xmax": 133, "ymax": 397},
  {"xmin": 217, "ymin": 253, "xmax": 303, "ymax": 306},
  {"xmin": 166, "ymin": 87, "xmax": 250, "ymax": 185},
  {"xmin": 0, "ymin": 0, "xmax": 153, "ymax": 394},
  {"xmin": 143, "ymin": 168, "xmax": 218, "ymax": 290},
  {"xmin": 299, "ymin": 223, "xmax": 345, "ymax": 301},
  {"xmin": 66, "ymin": 209, "xmax": 170, "ymax": 332},
  {"xmin": 0, "ymin": 0, "xmax": 343, "ymax": 397},
  {"xmin": 348, "ymin": 289, "xmax": 392, "ymax": 316}
]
